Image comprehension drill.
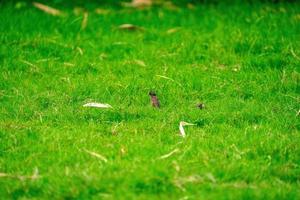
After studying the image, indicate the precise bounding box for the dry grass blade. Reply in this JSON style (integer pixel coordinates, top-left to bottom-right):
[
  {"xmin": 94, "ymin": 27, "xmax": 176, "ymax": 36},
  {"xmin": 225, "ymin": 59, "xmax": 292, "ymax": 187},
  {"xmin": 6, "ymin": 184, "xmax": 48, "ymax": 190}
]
[
  {"xmin": 76, "ymin": 47, "xmax": 84, "ymax": 55},
  {"xmin": 20, "ymin": 59, "xmax": 36, "ymax": 68},
  {"xmin": 20, "ymin": 59, "xmax": 39, "ymax": 72},
  {"xmin": 156, "ymin": 75, "xmax": 182, "ymax": 87},
  {"xmin": 173, "ymin": 175, "xmax": 203, "ymax": 191},
  {"xmin": 33, "ymin": 2, "xmax": 63, "ymax": 16},
  {"xmin": 158, "ymin": 148, "xmax": 180, "ymax": 159},
  {"xmin": 290, "ymin": 48, "xmax": 300, "ymax": 60},
  {"xmin": 73, "ymin": 7, "xmax": 84, "ymax": 16},
  {"xmin": 81, "ymin": 12, "xmax": 89, "ymax": 30},
  {"xmin": 31, "ymin": 167, "xmax": 39, "ymax": 180},
  {"xmin": 36, "ymin": 57, "xmax": 60, "ymax": 63},
  {"xmin": 84, "ymin": 149, "xmax": 108, "ymax": 163},
  {"xmin": 166, "ymin": 27, "xmax": 181, "ymax": 34},
  {"xmin": 0, "ymin": 168, "xmax": 40, "ymax": 180},
  {"xmin": 64, "ymin": 62, "xmax": 75, "ymax": 67}
]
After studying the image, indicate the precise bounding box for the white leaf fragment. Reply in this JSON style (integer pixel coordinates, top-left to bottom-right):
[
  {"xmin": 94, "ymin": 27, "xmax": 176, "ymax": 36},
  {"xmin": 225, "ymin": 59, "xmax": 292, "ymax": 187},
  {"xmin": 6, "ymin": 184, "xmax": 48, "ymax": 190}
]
[
  {"xmin": 179, "ymin": 121, "xmax": 196, "ymax": 137},
  {"xmin": 83, "ymin": 102, "xmax": 112, "ymax": 109}
]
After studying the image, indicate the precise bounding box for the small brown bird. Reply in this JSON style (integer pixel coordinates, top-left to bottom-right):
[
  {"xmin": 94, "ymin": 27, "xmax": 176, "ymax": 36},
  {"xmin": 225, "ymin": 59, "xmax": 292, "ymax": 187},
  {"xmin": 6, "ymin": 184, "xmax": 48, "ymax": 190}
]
[{"xmin": 149, "ymin": 91, "xmax": 160, "ymax": 108}]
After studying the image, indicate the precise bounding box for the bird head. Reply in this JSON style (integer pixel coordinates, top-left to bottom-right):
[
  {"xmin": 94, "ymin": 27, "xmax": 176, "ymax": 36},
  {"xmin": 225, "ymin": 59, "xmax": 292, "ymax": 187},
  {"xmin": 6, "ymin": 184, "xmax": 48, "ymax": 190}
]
[{"xmin": 149, "ymin": 91, "xmax": 157, "ymax": 96}]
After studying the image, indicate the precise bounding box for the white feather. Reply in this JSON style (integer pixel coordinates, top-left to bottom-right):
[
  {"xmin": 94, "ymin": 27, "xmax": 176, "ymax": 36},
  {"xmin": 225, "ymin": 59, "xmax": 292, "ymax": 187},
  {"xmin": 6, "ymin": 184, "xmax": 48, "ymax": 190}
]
[{"xmin": 83, "ymin": 102, "xmax": 112, "ymax": 109}]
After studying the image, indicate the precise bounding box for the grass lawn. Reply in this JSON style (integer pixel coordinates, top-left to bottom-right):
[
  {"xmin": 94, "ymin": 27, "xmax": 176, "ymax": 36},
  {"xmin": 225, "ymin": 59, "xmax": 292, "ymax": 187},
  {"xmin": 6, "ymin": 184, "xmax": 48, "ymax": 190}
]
[{"xmin": 0, "ymin": 1, "xmax": 299, "ymax": 199}]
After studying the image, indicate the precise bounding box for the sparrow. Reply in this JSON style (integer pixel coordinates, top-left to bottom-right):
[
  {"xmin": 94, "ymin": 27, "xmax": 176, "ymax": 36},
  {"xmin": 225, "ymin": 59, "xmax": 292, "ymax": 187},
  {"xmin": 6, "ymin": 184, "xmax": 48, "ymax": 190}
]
[{"xmin": 149, "ymin": 91, "xmax": 160, "ymax": 108}]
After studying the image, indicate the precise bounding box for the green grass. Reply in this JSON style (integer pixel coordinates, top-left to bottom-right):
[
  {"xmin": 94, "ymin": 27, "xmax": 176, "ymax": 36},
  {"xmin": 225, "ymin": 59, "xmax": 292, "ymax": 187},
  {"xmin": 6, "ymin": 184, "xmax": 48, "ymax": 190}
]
[{"xmin": 0, "ymin": 1, "xmax": 300, "ymax": 199}]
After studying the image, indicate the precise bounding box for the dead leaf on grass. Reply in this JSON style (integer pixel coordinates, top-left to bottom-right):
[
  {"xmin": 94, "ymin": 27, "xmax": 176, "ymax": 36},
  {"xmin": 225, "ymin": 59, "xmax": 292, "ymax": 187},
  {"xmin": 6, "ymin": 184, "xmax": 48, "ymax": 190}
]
[
  {"xmin": 118, "ymin": 24, "xmax": 143, "ymax": 31},
  {"xmin": 162, "ymin": 1, "xmax": 180, "ymax": 11},
  {"xmin": 83, "ymin": 102, "xmax": 113, "ymax": 109},
  {"xmin": 217, "ymin": 63, "xmax": 226, "ymax": 70},
  {"xmin": 122, "ymin": 0, "xmax": 152, "ymax": 8},
  {"xmin": 33, "ymin": 2, "xmax": 64, "ymax": 16},
  {"xmin": 134, "ymin": 59, "xmax": 146, "ymax": 67},
  {"xmin": 205, "ymin": 173, "xmax": 217, "ymax": 183},
  {"xmin": 187, "ymin": 3, "xmax": 196, "ymax": 10}
]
